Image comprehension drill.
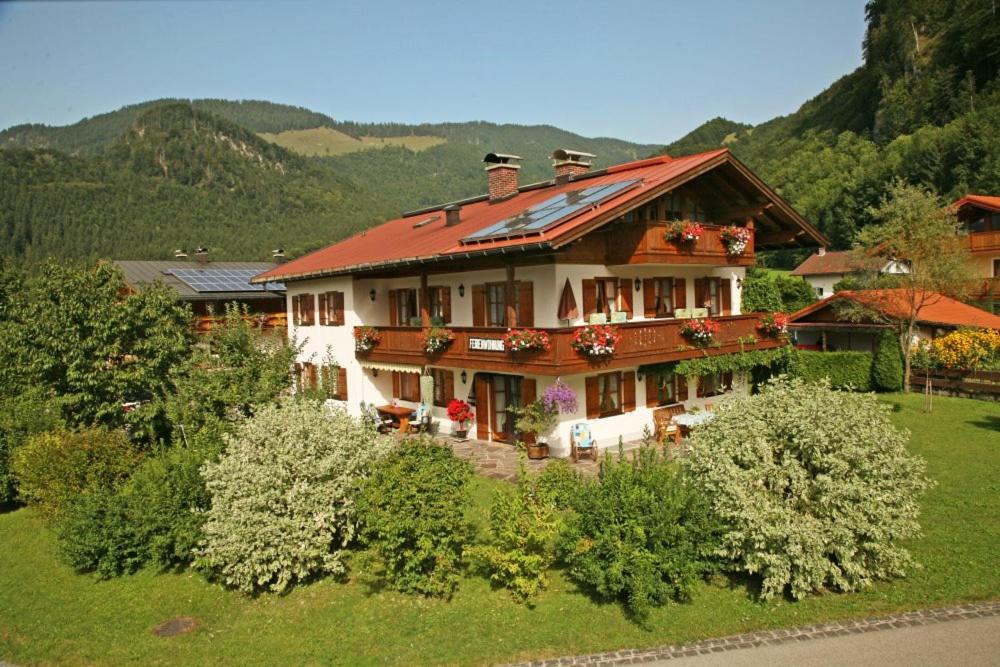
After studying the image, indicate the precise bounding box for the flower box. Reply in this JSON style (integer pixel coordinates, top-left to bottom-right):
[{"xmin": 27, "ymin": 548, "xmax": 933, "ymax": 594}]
[
  {"xmin": 420, "ymin": 326, "xmax": 455, "ymax": 354},
  {"xmin": 665, "ymin": 220, "xmax": 704, "ymax": 245},
  {"xmin": 571, "ymin": 324, "xmax": 620, "ymax": 357},
  {"xmin": 680, "ymin": 317, "xmax": 721, "ymax": 346},
  {"xmin": 757, "ymin": 312, "xmax": 789, "ymax": 337},
  {"xmin": 503, "ymin": 328, "xmax": 551, "ymax": 353},
  {"xmin": 720, "ymin": 225, "xmax": 752, "ymax": 256},
  {"xmin": 354, "ymin": 326, "xmax": 382, "ymax": 353}
]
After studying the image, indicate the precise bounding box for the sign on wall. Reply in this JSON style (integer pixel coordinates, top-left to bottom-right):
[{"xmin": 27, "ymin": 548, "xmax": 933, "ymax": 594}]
[{"xmin": 468, "ymin": 337, "xmax": 505, "ymax": 352}]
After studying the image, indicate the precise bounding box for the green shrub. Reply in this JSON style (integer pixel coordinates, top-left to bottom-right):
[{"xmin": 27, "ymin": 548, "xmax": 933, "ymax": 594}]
[
  {"xmin": 774, "ymin": 274, "xmax": 817, "ymax": 312},
  {"xmin": 533, "ymin": 458, "xmax": 584, "ymax": 510},
  {"xmin": 54, "ymin": 485, "xmax": 144, "ymax": 578},
  {"xmin": 789, "ymin": 350, "xmax": 873, "ymax": 390},
  {"xmin": 357, "ymin": 438, "xmax": 474, "ymax": 598},
  {"xmin": 557, "ymin": 447, "xmax": 720, "ymax": 620},
  {"xmin": 199, "ymin": 399, "xmax": 391, "ymax": 594},
  {"xmin": 740, "ymin": 269, "xmax": 783, "ymax": 312},
  {"xmin": 11, "ymin": 428, "xmax": 142, "ymax": 517},
  {"xmin": 685, "ymin": 377, "xmax": 932, "ymax": 600},
  {"xmin": 0, "ymin": 388, "xmax": 65, "ymax": 506},
  {"xmin": 872, "ymin": 331, "xmax": 904, "ymax": 392},
  {"xmin": 467, "ymin": 469, "xmax": 560, "ymax": 602}
]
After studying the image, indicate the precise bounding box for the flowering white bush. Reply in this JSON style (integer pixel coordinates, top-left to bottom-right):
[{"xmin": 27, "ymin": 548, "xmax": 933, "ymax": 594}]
[
  {"xmin": 199, "ymin": 399, "xmax": 392, "ymax": 593},
  {"xmin": 684, "ymin": 377, "xmax": 931, "ymax": 601}
]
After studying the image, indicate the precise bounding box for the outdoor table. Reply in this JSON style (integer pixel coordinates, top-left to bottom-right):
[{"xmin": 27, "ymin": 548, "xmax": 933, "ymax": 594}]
[
  {"xmin": 376, "ymin": 404, "xmax": 415, "ymax": 433},
  {"xmin": 673, "ymin": 411, "xmax": 715, "ymax": 439}
]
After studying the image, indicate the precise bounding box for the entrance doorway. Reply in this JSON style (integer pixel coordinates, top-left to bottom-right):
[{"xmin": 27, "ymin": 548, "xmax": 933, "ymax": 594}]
[{"xmin": 472, "ymin": 373, "xmax": 523, "ymax": 442}]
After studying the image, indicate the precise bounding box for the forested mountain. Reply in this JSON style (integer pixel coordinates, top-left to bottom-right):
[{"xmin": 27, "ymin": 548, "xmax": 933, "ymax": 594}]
[
  {"xmin": 3, "ymin": 0, "xmax": 999, "ymax": 265},
  {"xmin": 662, "ymin": 0, "xmax": 1000, "ymax": 254}
]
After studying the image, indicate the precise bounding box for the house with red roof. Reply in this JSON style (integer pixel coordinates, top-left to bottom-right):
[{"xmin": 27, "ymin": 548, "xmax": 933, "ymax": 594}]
[
  {"xmin": 790, "ymin": 249, "xmax": 908, "ymax": 298},
  {"xmin": 953, "ymin": 194, "xmax": 1000, "ymax": 312},
  {"xmin": 788, "ymin": 289, "xmax": 1000, "ymax": 353},
  {"xmin": 254, "ymin": 148, "xmax": 825, "ymax": 455}
]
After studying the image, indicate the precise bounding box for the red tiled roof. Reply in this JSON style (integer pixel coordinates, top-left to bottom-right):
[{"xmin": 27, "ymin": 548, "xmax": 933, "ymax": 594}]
[
  {"xmin": 789, "ymin": 289, "xmax": 1000, "ymax": 329},
  {"xmin": 953, "ymin": 194, "xmax": 1000, "ymax": 214},
  {"xmin": 256, "ymin": 148, "xmax": 825, "ymax": 283},
  {"xmin": 790, "ymin": 250, "xmax": 880, "ymax": 276}
]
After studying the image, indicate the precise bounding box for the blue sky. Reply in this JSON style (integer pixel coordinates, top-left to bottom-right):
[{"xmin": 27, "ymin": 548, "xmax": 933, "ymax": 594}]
[{"xmin": 0, "ymin": 0, "xmax": 868, "ymax": 144}]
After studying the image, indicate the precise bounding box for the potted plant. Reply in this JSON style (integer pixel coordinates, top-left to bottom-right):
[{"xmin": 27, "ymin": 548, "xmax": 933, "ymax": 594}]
[
  {"xmin": 720, "ymin": 225, "xmax": 752, "ymax": 255},
  {"xmin": 680, "ymin": 317, "xmax": 721, "ymax": 346},
  {"xmin": 756, "ymin": 312, "xmax": 789, "ymax": 337},
  {"xmin": 421, "ymin": 326, "xmax": 455, "ymax": 354},
  {"xmin": 503, "ymin": 328, "xmax": 551, "ymax": 353},
  {"xmin": 571, "ymin": 324, "xmax": 620, "ymax": 358},
  {"xmin": 665, "ymin": 220, "xmax": 704, "ymax": 246},
  {"xmin": 354, "ymin": 326, "xmax": 382, "ymax": 353},
  {"xmin": 513, "ymin": 400, "xmax": 558, "ymax": 459},
  {"xmin": 447, "ymin": 398, "xmax": 474, "ymax": 438}
]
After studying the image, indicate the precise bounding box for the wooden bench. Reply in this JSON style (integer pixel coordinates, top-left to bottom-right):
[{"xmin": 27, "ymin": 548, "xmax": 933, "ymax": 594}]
[{"xmin": 653, "ymin": 403, "xmax": 686, "ymax": 445}]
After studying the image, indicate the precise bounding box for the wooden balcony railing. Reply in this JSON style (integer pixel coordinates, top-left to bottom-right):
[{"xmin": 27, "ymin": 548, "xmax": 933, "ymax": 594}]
[
  {"xmin": 194, "ymin": 312, "xmax": 288, "ymax": 334},
  {"xmin": 608, "ymin": 221, "xmax": 755, "ymax": 266},
  {"xmin": 968, "ymin": 230, "xmax": 1000, "ymax": 252},
  {"xmin": 356, "ymin": 314, "xmax": 784, "ymax": 376}
]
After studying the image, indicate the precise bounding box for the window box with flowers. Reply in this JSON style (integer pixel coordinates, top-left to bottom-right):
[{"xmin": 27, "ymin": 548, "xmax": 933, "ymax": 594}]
[
  {"xmin": 720, "ymin": 225, "xmax": 752, "ymax": 256},
  {"xmin": 503, "ymin": 328, "xmax": 551, "ymax": 353},
  {"xmin": 757, "ymin": 312, "xmax": 789, "ymax": 337},
  {"xmin": 665, "ymin": 220, "xmax": 704, "ymax": 246},
  {"xmin": 354, "ymin": 326, "xmax": 382, "ymax": 353},
  {"xmin": 571, "ymin": 324, "xmax": 620, "ymax": 358},
  {"xmin": 446, "ymin": 398, "xmax": 474, "ymax": 438},
  {"xmin": 420, "ymin": 326, "xmax": 455, "ymax": 354},
  {"xmin": 680, "ymin": 317, "xmax": 721, "ymax": 347}
]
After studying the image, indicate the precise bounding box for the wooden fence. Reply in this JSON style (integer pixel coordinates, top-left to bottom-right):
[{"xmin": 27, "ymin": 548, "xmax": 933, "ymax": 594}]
[{"xmin": 911, "ymin": 367, "xmax": 1000, "ymax": 400}]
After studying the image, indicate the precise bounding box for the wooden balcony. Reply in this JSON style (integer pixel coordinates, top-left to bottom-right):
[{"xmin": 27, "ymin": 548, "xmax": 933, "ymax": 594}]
[
  {"xmin": 606, "ymin": 221, "xmax": 755, "ymax": 266},
  {"xmin": 356, "ymin": 314, "xmax": 784, "ymax": 376},
  {"xmin": 968, "ymin": 230, "xmax": 1000, "ymax": 253},
  {"xmin": 194, "ymin": 312, "xmax": 287, "ymax": 334}
]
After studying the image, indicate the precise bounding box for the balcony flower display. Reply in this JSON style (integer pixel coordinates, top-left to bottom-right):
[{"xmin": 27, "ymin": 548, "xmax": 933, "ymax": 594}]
[
  {"xmin": 354, "ymin": 326, "xmax": 382, "ymax": 353},
  {"xmin": 720, "ymin": 225, "xmax": 752, "ymax": 255},
  {"xmin": 420, "ymin": 326, "xmax": 455, "ymax": 354},
  {"xmin": 571, "ymin": 324, "xmax": 619, "ymax": 357},
  {"xmin": 680, "ymin": 317, "xmax": 721, "ymax": 346},
  {"xmin": 446, "ymin": 398, "xmax": 474, "ymax": 437},
  {"xmin": 757, "ymin": 312, "xmax": 789, "ymax": 337},
  {"xmin": 503, "ymin": 328, "xmax": 551, "ymax": 353},
  {"xmin": 665, "ymin": 220, "xmax": 704, "ymax": 245}
]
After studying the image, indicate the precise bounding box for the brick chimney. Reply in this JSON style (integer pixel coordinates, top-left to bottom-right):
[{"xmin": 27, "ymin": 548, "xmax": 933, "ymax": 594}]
[
  {"xmin": 552, "ymin": 149, "xmax": 595, "ymax": 184},
  {"xmin": 444, "ymin": 204, "xmax": 461, "ymax": 227},
  {"xmin": 194, "ymin": 246, "xmax": 209, "ymax": 265},
  {"xmin": 483, "ymin": 152, "xmax": 522, "ymax": 202}
]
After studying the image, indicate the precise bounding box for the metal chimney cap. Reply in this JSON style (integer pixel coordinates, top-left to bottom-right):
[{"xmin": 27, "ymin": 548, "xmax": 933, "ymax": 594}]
[{"xmin": 483, "ymin": 152, "xmax": 523, "ymax": 165}]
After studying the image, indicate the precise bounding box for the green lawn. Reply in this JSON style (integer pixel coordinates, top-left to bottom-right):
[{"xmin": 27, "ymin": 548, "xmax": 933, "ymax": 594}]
[{"xmin": 1, "ymin": 394, "xmax": 998, "ymax": 666}]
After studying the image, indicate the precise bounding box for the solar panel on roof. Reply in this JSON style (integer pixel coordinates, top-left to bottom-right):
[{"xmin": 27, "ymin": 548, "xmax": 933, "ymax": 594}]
[
  {"xmin": 461, "ymin": 178, "xmax": 642, "ymax": 243},
  {"xmin": 165, "ymin": 268, "xmax": 285, "ymax": 293}
]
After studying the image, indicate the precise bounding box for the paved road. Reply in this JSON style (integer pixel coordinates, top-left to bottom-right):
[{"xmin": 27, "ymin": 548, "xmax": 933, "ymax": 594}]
[{"xmin": 657, "ymin": 614, "xmax": 1000, "ymax": 666}]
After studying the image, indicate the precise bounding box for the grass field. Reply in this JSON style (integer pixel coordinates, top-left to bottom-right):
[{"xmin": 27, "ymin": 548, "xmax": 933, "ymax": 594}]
[
  {"xmin": 259, "ymin": 127, "xmax": 446, "ymax": 156},
  {"xmin": 1, "ymin": 393, "xmax": 997, "ymax": 666}
]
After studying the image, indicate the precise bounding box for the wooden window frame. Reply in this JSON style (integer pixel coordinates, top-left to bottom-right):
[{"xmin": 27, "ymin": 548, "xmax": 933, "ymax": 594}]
[
  {"xmin": 597, "ymin": 372, "xmax": 622, "ymax": 418},
  {"xmin": 430, "ymin": 368, "xmax": 454, "ymax": 408},
  {"xmin": 654, "ymin": 371, "xmax": 678, "ymax": 406},
  {"xmin": 393, "ymin": 371, "xmax": 421, "ymax": 402},
  {"xmin": 486, "ymin": 283, "xmax": 507, "ymax": 327},
  {"xmin": 319, "ymin": 291, "xmax": 345, "ymax": 327},
  {"xmin": 292, "ymin": 293, "xmax": 315, "ymax": 327},
  {"xmin": 654, "ymin": 277, "xmax": 674, "ymax": 317},
  {"xmin": 698, "ymin": 371, "xmax": 733, "ymax": 398}
]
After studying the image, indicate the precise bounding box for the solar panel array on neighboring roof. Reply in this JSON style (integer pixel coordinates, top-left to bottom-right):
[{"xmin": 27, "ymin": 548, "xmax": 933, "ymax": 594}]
[
  {"xmin": 461, "ymin": 178, "xmax": 642, "ymax": 244},
  {"xmin": 165, "ymin": 268, "xmax": 285, "ymax": 293}
]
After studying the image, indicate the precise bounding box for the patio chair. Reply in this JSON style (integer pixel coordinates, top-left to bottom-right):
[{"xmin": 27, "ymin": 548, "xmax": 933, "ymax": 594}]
[
  {"xmin": 653, "ymin": 403, "xmax": 685, "ymax": 445},
  {"xmin": 570, "ymin": 422, "xmax": 598, "ymax": 463},
  {"xmin": 674, "ymin": 308, "xmax": 691, "ymax": 319},
  {"xmin": 588, "ymin": 312, "xmax": 608, "ymax": 325},
  {"xmin": 691, "ymin": 307, "xmax": 709, "ymax": 318},
  {"xmin": 610, "ymin": 310, "xmax": 627, "ymax": 323},
  {"xmin": 409, "ymin": 403, "xmax": 432, "ymax": 434}
]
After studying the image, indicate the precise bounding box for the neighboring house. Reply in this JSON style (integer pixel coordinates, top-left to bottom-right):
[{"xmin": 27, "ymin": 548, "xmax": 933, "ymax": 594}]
[
  {"xmin": 790, "ymin": 248, "xmax": 908, "ymax": 298},
  {"xmin": 114, "ymin": 259, "xmax": 286, "ymax": 332},
  {"xmin": 953, "ymin": 194, "xmax": 1000, "ymax": 313},
  {"xmin": 254, "ymin": 148, "xmax": 826, "ymax": 456},
  {"xmin": 788, "ymin": 289, "xmax": 1000, "ymax": 353}
]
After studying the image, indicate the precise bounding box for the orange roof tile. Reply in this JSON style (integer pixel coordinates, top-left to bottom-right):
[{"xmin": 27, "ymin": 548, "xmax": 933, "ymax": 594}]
[
  {"xmin": 954, "ymin": 194, "xmax": 1000, "ymax": 214},
  {"xmin": 790, "ymin": 250, "xmax": 881, "ymax": 276},
  {"xmin": 789, "ymin": 289, "xmax": 1000, "ymax": 330},
  {"xmin": 256, "ymin": 148, "xmax": 825, "ymax": 283}
]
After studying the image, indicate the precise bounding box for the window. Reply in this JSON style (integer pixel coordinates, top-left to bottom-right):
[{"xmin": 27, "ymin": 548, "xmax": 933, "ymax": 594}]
[
  {"xmin": 319, "ymin": 291, "xmax": 344, "ymax": 326},
  {"xmin": 393, "ymin": 288, "xmax": 418, "ymax": 326},
  {"xmin": 486, "ymin": 284, "xmax": 507, "ymax": 327},
  {"xmin": 994, "ymin": 258, "xmax": 1000, "ymax": 278},
  {"xmin": 473, "ymin": 282, "xmax": 532, "ymax": 327},
  {"xmin": 595, "ymin": 278, "xmax": 620, "ymax": 317},
  {"xmin": 706, "ymin": 278, "xmax": 720, "ymax": 316},
  {"xmin": 430, "ymin": 368, "xmax": 453, "ymax": 407},
  {"xmin": 695, "ymin": 277, "xmax": 726, "ymax": 316},
  {"xmin": 597, "ymin": 372, "xmax": 621, "ymax": 417},
  {"xmin": 816, "ymin": 286, "xmax": 825, "ymax": 297},
  {"xmin": 393, "ymin": 371, "xmax": 420, "ymax": 402},
  {"xmin": 654, "ymin": 278, "xmax": 674, "ymax": 317},
  {"xmin": 292, "ymin": 293, "xmax": 315, "ymax": 326},
  {"xmin": 698, "ymin": 371, "xmax": 732, "ymax": 398},
  {"xmin": 427, "ymin": 286, "xmax": 449, "ymax": 323},
  {"xmin": 321, "ymin": 365, "xmax": 348, "ymax": 401},
  {"xmin": 653, "ymin": 371, "xmax": 677, "ymax": 406},
  {"xmin": 663, "ymin": 193, "xmax": 706, "ymax": 222}
]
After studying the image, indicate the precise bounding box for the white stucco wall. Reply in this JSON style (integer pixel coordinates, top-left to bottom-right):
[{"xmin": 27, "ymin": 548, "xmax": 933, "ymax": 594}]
[{"xmin": 803, "ymin": 274, "xmax": 844, "ymax": 299}]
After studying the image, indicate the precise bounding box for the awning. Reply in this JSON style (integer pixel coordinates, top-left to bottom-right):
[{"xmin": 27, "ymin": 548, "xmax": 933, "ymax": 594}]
[{"xmin": 359, "ymin": 360, "xmax": 422, "ymax": 374}]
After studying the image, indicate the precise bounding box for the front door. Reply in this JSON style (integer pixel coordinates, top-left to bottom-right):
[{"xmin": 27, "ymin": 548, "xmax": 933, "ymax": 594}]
[{"xmin": 472, "ymin": 373, "xmax": 523, "ymax": 442}]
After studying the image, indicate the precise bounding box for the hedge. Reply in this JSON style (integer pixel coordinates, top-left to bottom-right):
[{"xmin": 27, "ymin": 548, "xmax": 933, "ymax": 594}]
[{"xmin": 788, "ymin": 350, "xmax": 873, "ymax": 391}]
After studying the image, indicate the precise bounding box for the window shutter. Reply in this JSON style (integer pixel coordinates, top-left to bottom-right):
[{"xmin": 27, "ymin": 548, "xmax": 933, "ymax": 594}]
[
  {"xmin": 293, "ymin": 362, "xmax": 303, "ymax": 392},
  {"xmin": 585, "ymin": 376, "xmax": 600, "ymax": 419},
  {"xmin": 720, "ymin": 279, "xmax": 732, "ymax": 316},
  {"xmin": 618, "ymin": 279, "xmax": 633, "ymax": 318},
  {"xmin": 291, "ymin": 295, "xmax": 300, "ymax": 326},
  {"xmin": 521, "ymin": 377, "xmax": 537, "ymax": 444},
  {"xmin": 582, "ymin": 279, "xmax": 597, "ymax": 316},
  {"xmin": 693, "ymin": 278, "xmax": 706, "ymax": 311},
  {"xmin": 441, "ymin": 287, "xmax": 452, "ymax": 324},
  {"xmin": 443, "ymin": 369, "xmax": 455, "ymax": 404},
  {"xmin": 695, "ymin": 376, "xmax": 704, "ymax": 398},
  {"xmin": 303, "ymin": 294, "xmax": 315, "ymax": 326},
  {"xmin": 472, "ymin": 285, "xmax": 486, "ymax": 327},
  {"xmin": 388, "ymin": 289, "xmax": 398, "ymax": 326},
  {"xmin": 337, "ymin": 366, "xmax": 348, "ymax": 400},
  {"xmin": 517, "ymin": 282, "xmax": 534, "ymax": 327},
  {"xmin": 392, "ymin": 371, "xmax": 401, "ymax": 399},
  {"xmin": 645, "ymin": 374, "xmax": 659, "ymax": 407},
  {"xmin": 622, "ymin": 371, "xmax": 636, "ymax": 412},
  {"xmin": 677, "ymin": 375, "xmax": 689, "ymax": 401},
  {"xmin": 304, "ymin": 362, "xmax": 318, "ymax": 389},
  {"xmin": 643, "ymin": 279, "xmax": 657, "ymax": 318},
  {"xmin": 318, "ymin": 293, "xmax": 329, "ymax": 326},
  {"xmin": 474, "ymin": 373, "xmax": 490, "ymax": 440},
  {"xmin": 674, "ymin": 278, "xmax": 687, "ymax": 310},
  {"xmin": 723, "ymin": 371, "xmax": 733, "ymax": 391}
]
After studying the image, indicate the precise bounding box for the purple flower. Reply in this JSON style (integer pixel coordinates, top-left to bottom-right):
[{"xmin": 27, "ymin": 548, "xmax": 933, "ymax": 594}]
[{"xmin": 541, "ymin": 379, "xmax": 578, "ymax": 414}]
